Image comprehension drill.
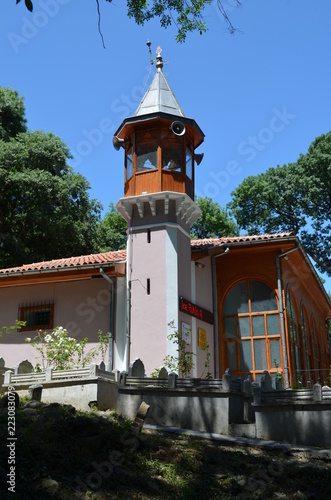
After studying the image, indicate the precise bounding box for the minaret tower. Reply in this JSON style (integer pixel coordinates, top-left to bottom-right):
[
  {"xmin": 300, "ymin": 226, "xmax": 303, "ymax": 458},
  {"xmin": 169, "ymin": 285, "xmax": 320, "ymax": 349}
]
[{"xmin": 114, "ymin": 45, "xmax": 204, "ymax": 375}]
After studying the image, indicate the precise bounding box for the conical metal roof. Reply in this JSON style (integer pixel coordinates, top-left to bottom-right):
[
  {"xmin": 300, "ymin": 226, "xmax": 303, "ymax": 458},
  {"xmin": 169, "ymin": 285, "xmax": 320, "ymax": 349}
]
[
  {"xmin": 133, "ymin": 68, "xmax": 185, "ymax": 118},
  {"xmin": 114, "ymin": 45, "xmax": 204, "ymax": 148}
]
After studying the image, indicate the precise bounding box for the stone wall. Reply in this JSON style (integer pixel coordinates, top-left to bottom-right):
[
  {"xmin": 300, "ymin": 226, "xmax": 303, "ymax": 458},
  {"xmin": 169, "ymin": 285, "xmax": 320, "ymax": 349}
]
[
  {"xmin": 3, "ymin": 359, "xmax": 331, "ymax": 448},
  {"xmin": 117, "ymin": 386, "xmax": 246, "ymax": 435}
]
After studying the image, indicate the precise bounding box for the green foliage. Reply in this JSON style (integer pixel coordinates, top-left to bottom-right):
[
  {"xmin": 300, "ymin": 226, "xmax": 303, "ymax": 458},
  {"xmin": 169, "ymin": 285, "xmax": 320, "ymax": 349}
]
[
  {"xmin": 16, "ymin": 0, "xmax": 242, "ymax": 43},
  {"xmin": 0, "ymin": 87, "xmax": 102, "ymax": 268},
  {"xmin": 94, "ymin": 202, "xmax": 127, "ymax": 251},
  {"xmin": 0, "ymin": 320, "xmax": 25, "ymax": 339},
  {"xmin": 191, "ymin": 196, "xmax": 238, "ymax": 239},
  {"xmin": 164, "ymin": 321, "xmax": 195, "ymax": 377},
  {"xmin": 16, "ymin": 0, "xmax": 33, "ymax": 13},
  {"xmin": 0, "ymin": 87, "xmax": 27, "ymax": 141},
  {"xmin": 25, "ymin": 326, "xmax": 110, "ymax": 370},
  {"xmin": 151, "ymin": 367, "xmax": 162, "ymax": 378},
  {"xmin": 200, "ymin": 340, "xmax": 212, "ymax": 379},
  {"xmin": 229, "ymin": 131, "xmax": 331, "ymax": 277},
  {"xmin": 108, "ymin": 0, "xmax": 211, "ymax": 42}
]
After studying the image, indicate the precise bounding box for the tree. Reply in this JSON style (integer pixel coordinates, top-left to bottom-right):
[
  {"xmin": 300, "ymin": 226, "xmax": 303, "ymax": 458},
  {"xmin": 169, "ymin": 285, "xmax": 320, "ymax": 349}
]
[
  {"xmin": 0, "ymin": 87, "xmax": 27, "ymax": 141},
  {"xmin": 229, "ymin": 132, "xmax": 331, "ymax": 277},
  {"xmin": 16, "ymin": 0, "xmax": 242, "ymax": 43},
  {"xmin": 94, "ymin": 203, "xmax": 127, "ymax": 252},
  {"xmin": 0, "ymin": 87, "xmax": 102, "ymax": 268},
  {"xmin": 191, "ymin": 196, "xmax": 238, "ymax": 239}
]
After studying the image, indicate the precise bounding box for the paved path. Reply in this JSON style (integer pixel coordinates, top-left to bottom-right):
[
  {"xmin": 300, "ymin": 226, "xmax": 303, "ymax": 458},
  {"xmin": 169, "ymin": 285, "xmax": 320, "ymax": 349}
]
[{"xmin": 144, "ymin": 423, "xmax": 331, "ymax": 460}]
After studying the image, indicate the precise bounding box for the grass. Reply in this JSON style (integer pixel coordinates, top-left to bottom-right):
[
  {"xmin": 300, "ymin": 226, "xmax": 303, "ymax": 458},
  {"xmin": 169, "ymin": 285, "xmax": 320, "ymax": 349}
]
[{"xmin": 0, "ymin": 398, "xmax": 331, "ymax": 499}]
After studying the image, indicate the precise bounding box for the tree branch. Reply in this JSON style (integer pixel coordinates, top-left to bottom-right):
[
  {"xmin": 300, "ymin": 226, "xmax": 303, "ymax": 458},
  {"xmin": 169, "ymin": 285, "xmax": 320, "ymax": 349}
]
[{"xmin": 95, "ymin": 0, "xmax": 106, "ymax": 49}]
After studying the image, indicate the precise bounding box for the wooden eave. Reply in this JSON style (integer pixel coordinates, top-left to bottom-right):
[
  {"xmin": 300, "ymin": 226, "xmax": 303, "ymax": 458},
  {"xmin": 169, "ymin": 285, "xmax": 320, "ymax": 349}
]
[
  {"xmin": 0, "ymin": 263, "xmax": 126, "ymax": 288},
  {"xmin": 116, "ymin": 114, "xmax": 204, "ymax": 150},
  {"xmin": 191, "ymin": 239, "xmax": 296, "ymax": 261},
  {"xmin": 192, "ymin": 236, "xmax": 331, "ymax": 313}
]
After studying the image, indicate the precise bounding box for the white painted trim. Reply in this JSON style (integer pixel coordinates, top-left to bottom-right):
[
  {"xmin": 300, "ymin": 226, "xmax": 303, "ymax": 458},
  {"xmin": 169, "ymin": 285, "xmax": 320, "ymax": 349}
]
[
  {"xmin": 166, "ymin": 226, "xmax": 179, "ymax": 367},
  {"xmin": 191, "ymin": 261, "xmax": 197, "ymax": 377},
  {"xmin": 129, "ymin": 222, "xmax": 191, "ymax": 239}
]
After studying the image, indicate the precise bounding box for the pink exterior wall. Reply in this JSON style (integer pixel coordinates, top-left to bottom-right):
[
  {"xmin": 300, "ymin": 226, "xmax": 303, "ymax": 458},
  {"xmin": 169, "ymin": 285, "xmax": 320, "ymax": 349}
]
[
  {"xmin": 129, "ymin": 227, "xmax": 168, "ymax": 374},
  {"xmin": 0, "ymin": 279, "xmax": 112, "ymax": 369},
  {"xmin": 129, "ymin": 223, "xmax": 193, "ymax": 376},
  {"xmin": 193, "ymin": 257, "xmax": 215, "ymax": 378}
]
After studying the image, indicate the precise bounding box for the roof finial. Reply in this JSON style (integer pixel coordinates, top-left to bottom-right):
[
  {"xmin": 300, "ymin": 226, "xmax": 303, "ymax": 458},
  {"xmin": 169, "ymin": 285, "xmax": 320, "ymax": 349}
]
[{"xmin": 156, "ymin": 45, "xmax": 163, "ymax": 72}]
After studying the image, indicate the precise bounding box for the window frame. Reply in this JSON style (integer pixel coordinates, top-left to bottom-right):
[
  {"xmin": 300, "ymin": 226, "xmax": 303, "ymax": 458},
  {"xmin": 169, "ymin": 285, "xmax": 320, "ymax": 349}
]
[
  {"xmin": 19, "ymin": 303, "xmax": 54, "ymax": 332},
  {"xmin": 223, "ymin": 279, "xmax": 282, "ymax": 382}
]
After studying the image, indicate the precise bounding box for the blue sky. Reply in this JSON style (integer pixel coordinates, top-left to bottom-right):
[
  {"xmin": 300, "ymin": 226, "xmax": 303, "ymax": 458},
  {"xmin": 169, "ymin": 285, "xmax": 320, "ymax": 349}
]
[{"xmin": 1, "ymin": 0, "xmax": 331, "ymax": 291}]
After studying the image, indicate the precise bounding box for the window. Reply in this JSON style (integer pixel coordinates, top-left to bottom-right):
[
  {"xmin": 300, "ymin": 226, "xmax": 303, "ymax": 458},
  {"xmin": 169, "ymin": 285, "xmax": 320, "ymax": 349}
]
[
  {"xmin": 286, "ymin": 289, "xmax": 302, "ymax": 386},
  {"xmin": 162, "ymin": 141, "xmax": 183, "ymax": 172},
  {"xmin": 19, "ymin": 303, "xmax": 54, "ymax": 332},
  {"xmin": 311, "ymin": 316, "xmax": 320, "ymax": 383},
  {"xmin": 137, "ymin": 143, "xmax": 158, "ymax": 171},
  {"xmin": 319, "ymin": 326, "xmax": 328, "ymax": 384},
  {"xmin": 300, "ymin": 305, "xmax": 312, "ymax": 385},
  {"xmin": 126, "ymin": 148, "xmax": 133, "ymax": 180},
  {"xmin": 186, "ymin": 151, "xmax": 193, "ymax": 179},
  {"xmin": 223, "ymin": 280, "xmax": 281, "ymax": 382}
]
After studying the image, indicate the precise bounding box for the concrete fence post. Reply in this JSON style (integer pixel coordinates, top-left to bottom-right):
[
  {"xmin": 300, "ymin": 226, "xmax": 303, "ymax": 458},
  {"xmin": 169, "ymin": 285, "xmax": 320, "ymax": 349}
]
[
  {"xmin": 275, "ymin": 374, "xmax": 284, "ymax": 391},
  {"xmin": 4, "ymin": 370, "xmax": 12, "ymax": 384},
  {"xmin": 222, "ymin": 368, "xmax": 231, "ymax": 392},
  {"xmin": 313, "ymin": 382, "xmax": 322, "ymax": 402},
  {"xmin": 253, "ymin": 386, "xmax": 262, "ymax": 404},
  {"xmin": 243, "ymin": 376, "xmax": 252, "ymax": 395},
  {"xmin": 120, "ymin": 371, "xmax": 127, "ymax": 385},
  {"xmin": 113, "ymin": 369, "xmax": 120, "ymax": 383},
  {"xmin": 168, "ymin": 372, "xmax": 178, "ymax": 389},
  {"xmin": 89, "ymin": 364, "xmax": 98, "ymax": 377},
  {"xmin": 45, "ymin": 368, "xmax": 53, "ymax": 382}
]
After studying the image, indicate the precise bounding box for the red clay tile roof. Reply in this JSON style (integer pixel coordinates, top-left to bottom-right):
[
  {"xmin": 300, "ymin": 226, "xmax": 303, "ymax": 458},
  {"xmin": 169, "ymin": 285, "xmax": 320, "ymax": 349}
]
[
  {"xmin": 0, "ymin": 233, "xmax": 296, "ymax": 275},
  {"xmin": 0, "ymin": 250, "xmax": 127, "ymax": 275},
  {"xmin": 191, "ymin": 232, "xmax": 296, "ymax": 251}
]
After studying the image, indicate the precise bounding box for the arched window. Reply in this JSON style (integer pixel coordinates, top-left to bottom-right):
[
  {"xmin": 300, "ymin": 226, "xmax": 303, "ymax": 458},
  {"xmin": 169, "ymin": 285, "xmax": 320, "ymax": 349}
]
[
  {"xmin": 311, "ymin": 316, "xmax": 320, "ymax": 383},
  {"xmin": 223, "ymin": 280, "xmax": 281, "ymax": 383},
  {"xmin": 286, "ymin": 289, "xmax": 302, "ymax": 386},
  {"xmin": 319, "ymin": 326, "xmax": 328, "ymax": 385},
  {"xmin": 300, "ymin": 304, "xmax": 312, "ymax": 385}
]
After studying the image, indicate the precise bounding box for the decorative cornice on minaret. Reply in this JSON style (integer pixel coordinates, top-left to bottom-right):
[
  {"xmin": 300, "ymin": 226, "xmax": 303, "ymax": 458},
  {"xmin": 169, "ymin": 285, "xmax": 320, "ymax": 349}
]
[{"xmin": 116, "ymin": 191, "xmax": 201, "ymax": 226}]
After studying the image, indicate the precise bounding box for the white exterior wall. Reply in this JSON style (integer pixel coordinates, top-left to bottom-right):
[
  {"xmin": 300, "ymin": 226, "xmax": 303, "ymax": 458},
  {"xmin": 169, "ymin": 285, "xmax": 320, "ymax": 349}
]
[{"xmin": 113, "ymin": 276, "xmax": 128, "ymax": 372}]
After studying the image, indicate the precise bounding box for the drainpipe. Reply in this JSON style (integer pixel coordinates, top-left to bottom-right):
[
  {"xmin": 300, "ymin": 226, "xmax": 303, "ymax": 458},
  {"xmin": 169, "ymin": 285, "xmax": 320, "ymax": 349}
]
[
  {"xmin": 100, "ymin": 267, "xmax": 114, "ymax": 372},
  {"xmin": 276, "ymin": 243, "xmax": 299, "ymax": 388},
  {"xmin": 125, "ymin": 226, "xmax": 133, "ymax": 372},
  {"xmin": 211, "ymin": 246, "xmax": 230, "ymax": 378}
]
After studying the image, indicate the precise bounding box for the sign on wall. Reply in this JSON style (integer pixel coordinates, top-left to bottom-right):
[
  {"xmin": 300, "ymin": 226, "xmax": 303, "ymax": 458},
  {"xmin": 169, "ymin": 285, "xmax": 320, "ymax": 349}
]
[
  {"xmin": 179, "ymin": 297, "xmax": 214, "ymax": 325},
  {"xmin": 198, "ymin": 328, "xmax": 207, "ymax": 348}
]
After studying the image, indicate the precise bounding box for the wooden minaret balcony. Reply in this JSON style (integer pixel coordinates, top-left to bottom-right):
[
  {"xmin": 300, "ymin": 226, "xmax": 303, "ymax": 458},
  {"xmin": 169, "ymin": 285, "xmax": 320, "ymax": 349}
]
[{"xmin": 113, "ymin": 45, "xmax": 204, "ymax": 205}]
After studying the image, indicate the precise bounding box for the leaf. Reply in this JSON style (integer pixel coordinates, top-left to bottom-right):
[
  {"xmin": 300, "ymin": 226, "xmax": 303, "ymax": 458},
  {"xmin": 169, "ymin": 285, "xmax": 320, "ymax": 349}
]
[{"xmin": 25, "ymin": 0, "xmax": 33, "ymax": 12}]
